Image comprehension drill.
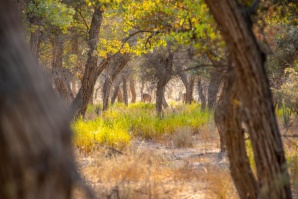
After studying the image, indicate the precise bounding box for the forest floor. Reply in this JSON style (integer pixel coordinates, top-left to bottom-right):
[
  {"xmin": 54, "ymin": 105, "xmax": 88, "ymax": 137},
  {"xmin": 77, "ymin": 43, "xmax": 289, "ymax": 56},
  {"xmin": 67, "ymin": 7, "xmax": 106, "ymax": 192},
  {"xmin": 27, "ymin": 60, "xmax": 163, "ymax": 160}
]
[
  {"xmin": 74, "ymin": 123, "xmax": 239, "ymax": 199},
  {"xmin": 73, "ymin": 107, "xmax": 298, "ymax": 199}
]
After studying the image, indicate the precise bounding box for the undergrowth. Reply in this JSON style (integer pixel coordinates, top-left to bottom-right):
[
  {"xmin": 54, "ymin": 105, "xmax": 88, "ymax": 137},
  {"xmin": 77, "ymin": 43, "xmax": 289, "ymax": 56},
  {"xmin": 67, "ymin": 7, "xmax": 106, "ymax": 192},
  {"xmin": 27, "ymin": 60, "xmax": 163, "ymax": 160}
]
[{"xmin": 73, "ymin": 102, "xmax": 213, "ymax": 153}]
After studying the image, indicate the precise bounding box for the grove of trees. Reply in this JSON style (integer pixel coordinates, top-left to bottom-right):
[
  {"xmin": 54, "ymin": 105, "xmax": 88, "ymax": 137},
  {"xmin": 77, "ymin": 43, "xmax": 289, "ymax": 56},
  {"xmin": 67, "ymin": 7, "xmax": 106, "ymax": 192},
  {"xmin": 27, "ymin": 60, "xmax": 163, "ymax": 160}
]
[{"xmin": 1, "ymin": 0, "xmax": 297, "ymax": 198}]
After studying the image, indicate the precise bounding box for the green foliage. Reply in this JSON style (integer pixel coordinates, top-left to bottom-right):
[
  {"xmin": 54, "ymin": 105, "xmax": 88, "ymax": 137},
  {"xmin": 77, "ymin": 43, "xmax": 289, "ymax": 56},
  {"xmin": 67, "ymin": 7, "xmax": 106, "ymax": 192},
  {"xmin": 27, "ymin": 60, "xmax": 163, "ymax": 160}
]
[
  {"xmin": 27, "ymin": 0, "xmax": 75, "ymax": 32},
  {"xmin": 122, "ymin": 0, "xmax": 223, "ymax": 52},
  {"xmin": 73, "ymin": 102, "xmax": 212, "ymax": 152}
]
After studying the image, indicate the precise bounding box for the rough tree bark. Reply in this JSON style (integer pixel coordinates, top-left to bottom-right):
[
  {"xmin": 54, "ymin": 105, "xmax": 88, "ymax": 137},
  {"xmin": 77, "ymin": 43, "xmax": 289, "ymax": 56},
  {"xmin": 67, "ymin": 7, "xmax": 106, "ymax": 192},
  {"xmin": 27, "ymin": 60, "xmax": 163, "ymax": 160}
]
[
  {"xmin": 0, "ymin": 2, "xmax": 83, "ymax": 198},
  {"xmin": 51, "ymin": 32, "xmax": 74, "ymax": 102},
  {"xmin": 72, "ymin": 6, "xmax": 106, "ymax": 117},
  {"xmin": 197, "ymin": 77, "xmax": 206, "ymax": 110},
  {"xmin": 215, "ymin": 69, "xmax": 258, "ymax": 198},
  {"xmin": 205, "ymin": 0, "xmax": 292, "ymax": 198}
]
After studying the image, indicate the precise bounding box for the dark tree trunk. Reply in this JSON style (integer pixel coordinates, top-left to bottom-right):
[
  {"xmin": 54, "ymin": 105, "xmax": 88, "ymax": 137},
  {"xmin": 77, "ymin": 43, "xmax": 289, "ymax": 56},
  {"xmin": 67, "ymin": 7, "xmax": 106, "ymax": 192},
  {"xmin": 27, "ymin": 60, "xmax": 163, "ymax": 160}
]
[
  {"xmin": 102, "ymin": 79, "xmax": 112, "ymax": 110},
  {"xmin": 176, "ymin": 65, "xmax": 195, "ymax": 104},
  {"xmin": 0, "ymin": 2, "xmax": 81, "ymax": 198},
  {"xmin": 71, "ymin": 6, "xmax": 106, "ymax": 117},
  {"xmin": 156, "ymin": 80, "xmax": 165, "ymax": 119},
  {"xmin": 185, "ymin": 76, "xmax": 195, "ymax": 104},
  {"xmin": 216, "ymin": 69, "xmax": 258, "ymax": 198},
  {"xmin": 156, "ymin": 53, "xmax": 173, "ymax": 118},
  {"xmin": 102, "ymin": 54, "xmax": 130, "ymax": 111},
  {"xmin": 29, "ymin": 26, "xmax": 41, "ymax": 61},
  {"xmin": 51, "ymin": 33, "xmax": 74, "ymax": 102},
  {"xmin": 205, "ymin": 0, "xmax": 292, "ymax": 198},
  {"xmin": 207, "ymin": 69, "xmax": 222, "ymax": 109},
  {"xmin": 111, "ymin": 84, "xmax": 120, "ymax": 105},
  {"xmin": 129, "ymin": 75, "xmax": 136, "ymax": 103},
  {"xmin": 123, "ymin": 78, "xmax": 128, "ymax": 106},
  {"xmin": 197, "ymin": 77, "xmax": 206, "ymax": 110}
]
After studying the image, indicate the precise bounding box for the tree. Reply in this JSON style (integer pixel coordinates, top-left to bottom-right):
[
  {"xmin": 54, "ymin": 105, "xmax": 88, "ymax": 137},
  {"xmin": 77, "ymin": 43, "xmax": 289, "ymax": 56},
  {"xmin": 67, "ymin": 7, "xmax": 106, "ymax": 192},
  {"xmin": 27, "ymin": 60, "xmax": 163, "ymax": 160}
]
[
  {"xmin": 0, "ymin": 1, "xmax": 85, "ymax": 198},
  {"xmin": 102, "ymin": 53, "xmax": 131, "ymax": 111},
  {"xmin": 51, "ymin": 31, "xmax": 74, "ymax": 102},
  {"xmin": 72, "ymin": 5, "xmax": 105, "ymax": 117},
  {"xmin": 204, "ymin": 0, "xmax": 292, "ymax": 198}
]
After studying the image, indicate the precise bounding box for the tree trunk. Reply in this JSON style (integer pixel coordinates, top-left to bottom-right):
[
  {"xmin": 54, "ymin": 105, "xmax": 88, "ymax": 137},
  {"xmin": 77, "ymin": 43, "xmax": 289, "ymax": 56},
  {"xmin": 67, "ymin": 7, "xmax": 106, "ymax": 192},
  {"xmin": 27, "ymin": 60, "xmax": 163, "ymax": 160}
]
[
  {"xmin": 0, "ymin": 2, "xmax": 80, "ymax": 198},
  {"xmin": 205, "ymin": 0, "xmax": 292, "ymax": 198},
  {"xmin": 216, "ymin": 69, "xmax": 258, "ymax": 198},
  {"xmin": 176, "ymin": 65, "xmax": 195, "ymax": 104},
  {"xmin": 129, "ymin": 75, "xmax": 136, "ymax": 103},
  {"xmin": 102, "ymin": 79, "xmax": 112, "ymax": 111},
  {"xmin": 102, "ymin": 54, "xmax": 130, "ymax": 111},
  {"xmin": 156, "ymin": 80, "xmax": 165, "ymax": 119},
  {"xmin": 185, "ymin": 76, "xmax": 195, "ymax": 104},
  {"xmin": 207, "ymin": 69, "xmax": 222, "ymax": 109},
  {"xmin": 71, "ymin": 6, "xmax": 106, "ymax": 117},
  {"xmin": 117, "ymin": 89, "xmax": 124, "ymax": 103},
  {"xmin": 51, "ymin": 33, "xmax": 74, "ymax": 102},
  {"xmin": 123, "ymin": 78, "xmax": 128, "ymax": 106},
  {"xmin": 111, "ymin": 84, "xmax": 120, "ymax": 105},
  {"xmin": 156, "ymin": 52, "xmax": 173, "ymax": 118},
  {"xmin": 198, "ymin": 77, "xmax": 206, "ymax": 110},
  {"xmin": 29, "ymin": 25, "xmax": 41, "ymax": 61}
]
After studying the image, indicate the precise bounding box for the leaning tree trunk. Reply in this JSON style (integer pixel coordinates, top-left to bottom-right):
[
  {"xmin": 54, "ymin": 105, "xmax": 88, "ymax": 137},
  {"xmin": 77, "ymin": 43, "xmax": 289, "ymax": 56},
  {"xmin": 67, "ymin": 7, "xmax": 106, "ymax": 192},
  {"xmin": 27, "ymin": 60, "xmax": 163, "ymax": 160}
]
[
  {"xmin": 216, "ymin": 69, "xmax": 258, "ymax": 199},
  {"xmin": 72, "ymin": 6, "xmax": 107, "ymax": 117},
  {"xmin": 205, "ymin": 0, "xmax": 292, "ymax": 198},
  {"xmin": 129, "ymin": 75, "xmax": 136, "ymax": 103},
  {"xmin": 197, "ymin": 77, "xmax": 206, "ymax": 110},
  {"xmin": 0, "ymin": 2, "xmax": 82, "ymax": 198},
  {"xmin": 111, "ymin": 84, "xmax": 120, "ymax": 105},
  {"xmin": 51, "ymin": 33, "xmax": 74, "ymax": 102}
]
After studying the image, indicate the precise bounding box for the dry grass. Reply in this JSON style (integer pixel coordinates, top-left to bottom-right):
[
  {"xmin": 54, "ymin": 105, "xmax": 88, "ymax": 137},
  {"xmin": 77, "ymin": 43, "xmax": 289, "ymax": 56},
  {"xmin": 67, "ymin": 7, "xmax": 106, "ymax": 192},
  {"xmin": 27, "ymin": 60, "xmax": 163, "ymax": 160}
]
[
  {"xmin": 171, "ymin": 126, "xmax": 194, "ymax": 148},
  {"xmin": 73, "ymin": 138, "xmax": 238, "ymax": 199}
]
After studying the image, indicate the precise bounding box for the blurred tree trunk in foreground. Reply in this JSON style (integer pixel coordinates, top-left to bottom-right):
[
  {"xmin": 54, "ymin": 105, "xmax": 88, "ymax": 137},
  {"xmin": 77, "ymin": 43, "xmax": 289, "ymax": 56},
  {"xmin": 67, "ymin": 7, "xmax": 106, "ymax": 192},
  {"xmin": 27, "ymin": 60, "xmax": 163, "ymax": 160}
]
[
  {"xmin": 205, "ymin": 0, "xmax": 292, "ymax": 198},
  {"xmin": 0, "ymin": 1, "xmax": 83, "ymax": 199}
]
